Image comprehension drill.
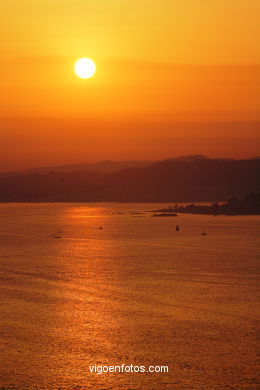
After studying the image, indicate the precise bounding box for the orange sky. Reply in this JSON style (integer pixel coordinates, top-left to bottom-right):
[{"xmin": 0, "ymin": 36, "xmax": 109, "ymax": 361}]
[{"xmin": 0, "ymin": 0, "xmax": 259, "ymax": 170}]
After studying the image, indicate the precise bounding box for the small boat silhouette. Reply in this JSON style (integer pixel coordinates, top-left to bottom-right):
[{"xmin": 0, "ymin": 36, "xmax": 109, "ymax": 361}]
[
  {"xmin": 50, "ymin": 234, "xmax": 62, "ymax": 239},
  {"xmin": 201, "ymin": 226, "xmax": 207, "ymax": 236},
  {"xmin": 176, "ymin": 225, "xmax": 180, "ymax": 231}
]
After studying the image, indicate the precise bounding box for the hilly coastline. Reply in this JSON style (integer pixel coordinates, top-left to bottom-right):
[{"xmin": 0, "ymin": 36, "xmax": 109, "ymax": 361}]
[{"xmin": 0, "ymin": 156, "xmax": 259, "ymax": 203}]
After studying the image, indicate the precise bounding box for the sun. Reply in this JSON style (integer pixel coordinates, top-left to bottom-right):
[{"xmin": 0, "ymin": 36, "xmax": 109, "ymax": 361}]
[{"xmin": 74, "ymin": 58, "xmax": 96, "ymax": 79}]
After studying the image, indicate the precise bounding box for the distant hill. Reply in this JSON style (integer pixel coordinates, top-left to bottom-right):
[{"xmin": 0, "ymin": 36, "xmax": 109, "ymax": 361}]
[
  {"xmin": 0, "ymin": 156, "xmax": 259, "ymax": 202},
  {"xmin": 0, "ymin": 155, "xmax": 208, "ymax": 175},
  {"xmin": 26, "ymin": 160, "xmax": 153, "ymax": 174}
]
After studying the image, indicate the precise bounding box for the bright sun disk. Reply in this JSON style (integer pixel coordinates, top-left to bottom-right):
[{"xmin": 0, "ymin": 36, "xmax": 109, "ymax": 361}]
[{"xmin": 74, "ymin": 58, "xmax": 96, "ymax": 79}]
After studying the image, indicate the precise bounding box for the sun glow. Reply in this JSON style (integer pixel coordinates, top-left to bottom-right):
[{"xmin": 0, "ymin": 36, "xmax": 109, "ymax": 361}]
[{"xmin": 74, "ymin": 58, "xmax": 96, "ymax": 79}]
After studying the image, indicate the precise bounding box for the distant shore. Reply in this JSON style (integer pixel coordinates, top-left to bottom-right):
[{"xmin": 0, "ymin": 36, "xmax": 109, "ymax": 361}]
[{"xmin": 151, "ymin": 193, "xmax": 260, "ymax": 216}]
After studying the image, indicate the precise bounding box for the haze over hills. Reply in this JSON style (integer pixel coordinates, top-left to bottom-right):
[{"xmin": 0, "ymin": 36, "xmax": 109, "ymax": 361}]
[
  {"xmin": 0, "ymin": 156, "xmax": 259, "ymax": 202},
  {"xmin": 0, "ymin": 155, "xmax": 208, "ymax": 175},
  {"xmin": 26, "ymin": 160, "xmax": 154, "ymax": 175}
]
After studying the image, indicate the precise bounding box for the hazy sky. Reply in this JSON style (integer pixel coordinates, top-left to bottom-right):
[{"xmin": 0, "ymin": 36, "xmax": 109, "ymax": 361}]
[{"xmin": 0, "ymin": 0, "xmax": 259, "ymax": 170}]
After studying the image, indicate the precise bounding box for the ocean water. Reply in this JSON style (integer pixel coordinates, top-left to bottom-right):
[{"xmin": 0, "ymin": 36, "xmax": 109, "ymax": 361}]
[{"xmin": 0, "ymin": 203, "xmax": 259, "ymax": 390}]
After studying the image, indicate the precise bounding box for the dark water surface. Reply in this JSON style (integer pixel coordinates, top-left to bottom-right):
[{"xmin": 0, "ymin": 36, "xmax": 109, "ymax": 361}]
[{"xmin": 0, "ymin": 203, "xmax": 259, "ymax": 389}]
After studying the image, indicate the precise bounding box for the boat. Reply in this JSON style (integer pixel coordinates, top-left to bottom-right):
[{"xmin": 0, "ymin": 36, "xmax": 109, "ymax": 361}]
[
  {"xmin": 152, "ymin": 213, "xmax": 178, "ymax": 217},
  {"xmin": 50, "ymin": 234, "xmax": 62, "ymax": 239},
  {"xmin": 201, "ymin": 226, "xmax": 207, "ymax": 236}
]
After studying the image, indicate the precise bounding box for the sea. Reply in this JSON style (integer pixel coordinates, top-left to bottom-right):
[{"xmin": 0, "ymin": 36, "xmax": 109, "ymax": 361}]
[{"xmin": 0, "ymin": 203, "xmax": 259, "ymax": 390}]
